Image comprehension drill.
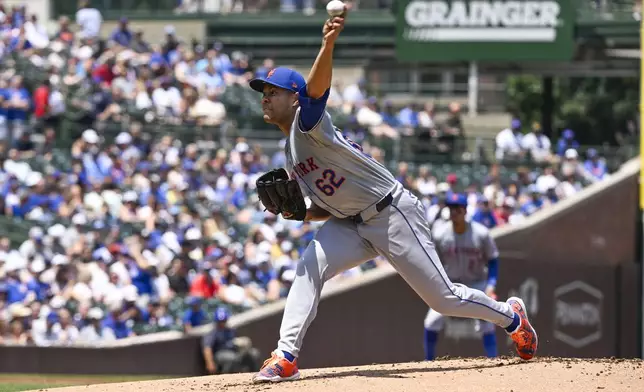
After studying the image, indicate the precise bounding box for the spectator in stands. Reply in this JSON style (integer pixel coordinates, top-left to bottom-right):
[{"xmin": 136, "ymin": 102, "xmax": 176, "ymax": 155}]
[
  {"xmin": 254, "ymin": 58, "xmax": 275, "ymax": 79},
  {"xmin": 6, "ymin": 76, "xmax": 30, "ymax": 139},
  {"xmin": 471, "ymin": 196, "xmax": 498, "ymax": 229},
  {"xmin": 417, "ymin": 102, "xmax": 436, "ymax": 130},
  {"xmin": 32, "ymin": 311, "xmax": 61, "ymax": 346},
  {"xmin": 183, "ymin": 296, "xmax": 207, "ymax": 332},
  {"xmin": 101, "ymin": 301, "xmax": 134, "ymax": 339},
  {"xmin": 130, "ymin": 28, "xmax": 150, "ymax": 53},
  {"xmin": 355, "ymin": 97, "xmax": 399, "ymax": 140},
  {"xmin": 78, "ymin": 307, "xmax": 116, "ymax": 344},
  {"xmin": 32, "ymin": 79, "xmax": 51, "ymax": 123},
  {"xmin": 110, "ymin": 17, "xmax": 133, "ymax": 48},
  {"xmin": 4, "ymin": 304, "xmax": 32, "ymax": 345},
  {"xmin": 535, "ymin": 166, "xmax": 559, "ymax": 195},
  {"xmin": 521, "ymin": 121, "xmax": 552, "ymax": 163},
  {"xmin": 584, "ymin": 148, "xmax": 608, "ymax": 181},
  {"xmin": 196, "ymin": 63, "xmax": 225, "ymax": 92},
  {"xmin": 54, "ymin": 16, "xmax": 75, "ymax": 44},
  {"xmin": 414, "ymin": 165, "xmax": 437, "ymax": 198},
  {"xmin": 57, "ymin": 308, "xmax": 80, "ymax": 344},
  {"xmin": 495, "ymin": 118, "xmax": 524, "ymax": 162},
  {"xmin": 520, "ymin": 185, "xmax": 546, "ymax": 216},
  {"xmin": 342, "ymin": 78, "xmax": 366, "ymax": 106},
  {"xmin": 13, "ymin": 131, "xmax": 35, "ymax": 156},
  {"xmin": 561, "ymin": 148, "xmax": 596, "ymax": 184},
  {"xmin": 379, "ymin": 101, "xmax": 399, "ymax": 127},
  {"xmin": 397, "ymin": 102, "xmax": 420, "ymax": 130},
  {"xmin": 162, "ymin": 25, "xmax": 181, "ymax": 59},
  {"xmin": 496, "ymin": 197, "xmax": 525, "ymax": 226},
  {"xmin": 556, "ymin": 129, "xmax": 580, "ymax": 157},
  {"xmin": 442, "ymin": 102, "xmax": 465, "ymax": 155},
  {"xmin": 152, "ymin": 77, "xmax": 182, "ymax": 116},
  {"xmin": 556, "ymin": 164, "xmax": 583, "ymax": 200},
  {"xmin": 190, "ymin": 261, "xmax": 220, "ymax": 299},
  {"xmin": 75, "ymin": 0, "xmax": 102, "ymax": 41},
  {"xmin": 185, "ymin": 87, "xmax": 227, "ymax": 125}
]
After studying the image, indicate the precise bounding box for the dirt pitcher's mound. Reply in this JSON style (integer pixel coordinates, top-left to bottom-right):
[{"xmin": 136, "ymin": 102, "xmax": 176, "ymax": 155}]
[{"xmin": 35, "ymin": 357, "xmax": 643, "ymax": 392}]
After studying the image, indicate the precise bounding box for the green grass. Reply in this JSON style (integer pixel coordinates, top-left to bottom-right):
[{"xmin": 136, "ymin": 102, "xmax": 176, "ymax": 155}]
[
  {"xmin": 0, "ymin": 384, "xmax": 55, "ymax": 392},
  {"xmin": 0, "ymin": 374, "xmax": 179, "ymax": 392}
]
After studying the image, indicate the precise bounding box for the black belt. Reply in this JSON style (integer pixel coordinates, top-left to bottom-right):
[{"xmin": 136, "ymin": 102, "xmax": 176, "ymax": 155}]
[{"xmin": 350, "ymin": 193, "xmax": 394, "ymax": 224}]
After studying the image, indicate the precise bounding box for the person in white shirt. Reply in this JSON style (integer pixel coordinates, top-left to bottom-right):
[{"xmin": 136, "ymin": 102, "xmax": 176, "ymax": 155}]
[
  {"xmin": 32, "ymin": 312, "xmax": 62, "ymax": 347},
  {"xmin": 24, "ymin": 14, "xmax": 49, "ymax": 49},
  {"xmin": 75, "ymin": 0, "xmax": 102, "ymax": 40},
  {"xmin": 152, "ymin": 79, "xmax": 182, "ymax": 117},
  {"xmin": 417, "ymin": 102, "xmax": 436, "ymax": 129},
  {"xmin": 555, "ymin": 164, "xmax": 582, "ymax": 200},
  {"xmin": 355, "ymin": 97, "xmax": 398, "ymax": 139},
  {"xmin": 535, "ymin": 166, "xmax": 559, "ymax": 194},
  {"xmin": 188, "ymin": 88, "xmax": 227, "ymax": 125},
  {"xmin": 414, "ymin": 165, "xmax": 437, "ymax": 197},
  {"xmin": 134, "ymin": 81, "xmax": 153, "ymax": 111},
  {"xmin": 78, "ymin": 308, "xmax": 117, "ymax": 345},
  {"xmin": 342, "ymin": 79, "xmax": 366, "ymax": 105},
  {"xmin": 503, "ymin": 197, "xmax": 526, "ymax": 225},
  {"xmin": 327, "ymin": 81, "xmax": 343, "ymax": 108},
  {"xmin": 521, "ymin": 122, "xmax": 552, "ymax": 163},
  {"xmin": 495, "ymin": 119, "xmax": 525, "ymax": 161},
  {"xmin": 57, "ymin": 308, "xmax": 80, "ymax": 345}
]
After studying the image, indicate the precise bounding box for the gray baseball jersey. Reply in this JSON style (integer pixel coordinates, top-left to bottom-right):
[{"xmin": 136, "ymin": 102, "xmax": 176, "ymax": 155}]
[
  {"xmin": 431, "ymin": 220, "xmax": 499, "ymax": 283},
  {"xmin": 285, "ymin": 108, "xmax": 396, "ymax": 218}
]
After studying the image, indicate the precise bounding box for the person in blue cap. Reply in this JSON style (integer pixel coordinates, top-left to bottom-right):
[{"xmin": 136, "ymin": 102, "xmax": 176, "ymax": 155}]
[
  {"xmin": 182, "ymin": 296, "xmax": 207, "ymax": 332},
  {"xmin": 202, "ymin": 307, "xmax": 260, "ymax": 375},
  {"xmin": 249, "ymin": 3, "xmax": 537, "ymax": 383},
  {"xmin": 423, "ymin": 193, "xmax": 501, "ymax": 360},
  {"xmin": 109, "ymin": 17, "xmax": 132, "ymax": 47},
  {"xmin": 556, "ymin": 129, "xmax": 580, "ymax": 157}
]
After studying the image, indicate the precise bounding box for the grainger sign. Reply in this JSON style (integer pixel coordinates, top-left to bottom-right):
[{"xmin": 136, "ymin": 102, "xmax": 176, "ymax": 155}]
[{"xmin": 396, "ymin": 0, "xmax": 575, "ymax": 61}]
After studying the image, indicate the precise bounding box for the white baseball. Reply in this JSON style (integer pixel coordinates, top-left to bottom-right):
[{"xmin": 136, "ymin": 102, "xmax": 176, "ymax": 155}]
[{"xmin": 326, "ymin": 0, "xmax": 345, "ymax": 17}]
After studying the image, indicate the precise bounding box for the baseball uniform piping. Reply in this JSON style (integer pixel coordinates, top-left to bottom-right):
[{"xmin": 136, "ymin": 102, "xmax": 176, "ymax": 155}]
[{"xmin": 391, "ymin": 204, "xmax": 514, "ymax": 321}]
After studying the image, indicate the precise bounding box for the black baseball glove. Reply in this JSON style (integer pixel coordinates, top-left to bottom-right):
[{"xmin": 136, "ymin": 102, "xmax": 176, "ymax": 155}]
[{"xmin": 256, "ymin": 168, "xmax": 307, "ymax": 221}]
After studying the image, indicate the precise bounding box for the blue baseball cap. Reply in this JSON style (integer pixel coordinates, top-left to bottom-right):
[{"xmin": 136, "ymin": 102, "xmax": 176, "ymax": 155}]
[
  {"xmin": 445, "ymin": 192, "xmax": 468, "ymax": 207},
  {"xmin": 249, "ymin": 67, "xmax": 306, "ymax": 93}
]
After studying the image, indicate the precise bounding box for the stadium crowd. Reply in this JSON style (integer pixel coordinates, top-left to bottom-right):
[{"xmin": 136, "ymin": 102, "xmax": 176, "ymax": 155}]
[{"xmin": 0, "ymin": 2, "xmax": 615, "ymax": 347}]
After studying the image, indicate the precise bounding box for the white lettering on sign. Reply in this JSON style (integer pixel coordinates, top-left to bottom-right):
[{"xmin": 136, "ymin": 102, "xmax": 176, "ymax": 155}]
[
  {"xmin": 403, "ymin": 0, "xmax": 561, "ymax": 42},
  {"xmin": 555, "ymin": 301, "xmax": 601, "ymax": 327}
]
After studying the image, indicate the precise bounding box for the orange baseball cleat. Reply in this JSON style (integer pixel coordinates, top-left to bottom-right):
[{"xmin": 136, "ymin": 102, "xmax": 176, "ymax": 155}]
[
  {"xmin": 506, "ymin": 297, "xmax": 538, "ymax": 360},
  {"xmin": 252, "ymin": 350, "xmax": 301, "ymax": 383}
]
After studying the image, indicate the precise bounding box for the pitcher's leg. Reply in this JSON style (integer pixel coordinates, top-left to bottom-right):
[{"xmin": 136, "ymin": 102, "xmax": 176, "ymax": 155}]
[
  {"xmin": 360, "ymin": 192, "xmax": 516, "ymax": 329},
  {"xmin": 276, "ymin": 218, "xmax": 378, "ymax": 357}
]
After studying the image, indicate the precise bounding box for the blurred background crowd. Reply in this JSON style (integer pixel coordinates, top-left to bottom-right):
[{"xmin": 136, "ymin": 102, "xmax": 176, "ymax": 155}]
[{"xmin": 0, "ymin": 0, "xmax": 627, "ymax": 347}]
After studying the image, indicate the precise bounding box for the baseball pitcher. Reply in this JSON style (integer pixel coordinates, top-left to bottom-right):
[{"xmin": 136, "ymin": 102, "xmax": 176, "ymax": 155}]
[
  {"xmin": 424, "ymin": 193, "xmax": 500, "ymax": 360},
  {"xmin": 249, "ymin": 5, "xmax": 537, "ymax": 383}
]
